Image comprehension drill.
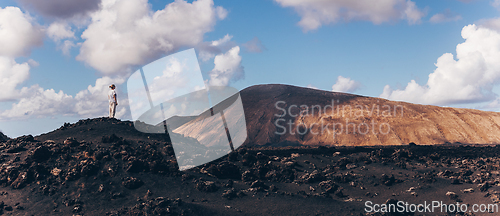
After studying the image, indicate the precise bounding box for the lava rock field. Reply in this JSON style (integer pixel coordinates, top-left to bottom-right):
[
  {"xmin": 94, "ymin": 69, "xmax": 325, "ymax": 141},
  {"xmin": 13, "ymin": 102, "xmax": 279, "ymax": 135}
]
[{"xmin": 0, "ymin": 118, "xmax": 499, "ymax": 215}]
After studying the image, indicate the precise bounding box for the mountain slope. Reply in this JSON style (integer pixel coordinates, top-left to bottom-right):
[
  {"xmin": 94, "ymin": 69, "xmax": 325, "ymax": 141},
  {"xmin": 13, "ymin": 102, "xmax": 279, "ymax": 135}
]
[
  {"xmin": 241, "ymin": 84, "xmax": 500, "ymax": 146},
  {"xmin": 175, "ymin": 84, "xmax": 500, "ymax": 146}
]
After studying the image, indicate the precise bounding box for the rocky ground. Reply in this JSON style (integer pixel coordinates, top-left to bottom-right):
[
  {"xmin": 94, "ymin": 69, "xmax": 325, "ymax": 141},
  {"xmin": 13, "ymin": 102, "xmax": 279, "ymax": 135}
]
[{"xmin": 0, "ymin": 118, "xmax": 500, "ymax": 215}]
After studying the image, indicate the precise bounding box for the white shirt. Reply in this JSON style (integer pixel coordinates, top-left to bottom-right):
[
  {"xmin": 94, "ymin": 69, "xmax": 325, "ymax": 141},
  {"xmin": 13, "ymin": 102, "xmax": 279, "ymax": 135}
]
[{"xmin": 108, "ymin": 89, "xmax": 117, "ymax": 103}]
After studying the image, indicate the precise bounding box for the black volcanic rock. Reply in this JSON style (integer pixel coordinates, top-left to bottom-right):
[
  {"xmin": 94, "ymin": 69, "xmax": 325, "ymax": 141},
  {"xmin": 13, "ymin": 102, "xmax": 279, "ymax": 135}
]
[
  {"xmin": 122, "ymin": 177, "xmax": 144, "ymax": 189},
  {"xmin": 195, "ymin": 179, "xmax": 218, "ymax": 192},
  {"xmin": 250, "ymin": 180, "xmax": 268, "ymax": 191},
  {"xmin": 6, "ymin": 146, "xmax": 26, "ymax": 153},
  {"xmin": 201, "ymin": 161, "xmax": 240, "ymax": 179},
  {"xmin": 14, "ymin": 135, "xmax": 35, "ymax": 143},
  {"xmin": 126, "ymin": 159, "xmax": 146, "ymax": 173},
  {"xmin": 0, "ymin": 116, "xmax": 499, "ymax": 215},
  {"xmin": 102, "ymin": 134, "xmax": 121, "ymax": 143},
  {"xmin": 63, "ymin": 137, "xmax": 79, "ymax": 146},
  {"xmin": 30, "ymin": 146, "xmax": 51, "ymax": 162},
  {"xmin": 221, "ymin": 189, "xmax": 237, "ymax": 199},
  {"xmin": 36, "ymin": 117, "xmax": 170, "ymax": 144},
  {"xmin": 11, "ymin": 172, "xmax": 30, "ymax": 189},
  {"xmin": 0, "ymin": 131, "xmax": 8, "ymax": 143}
]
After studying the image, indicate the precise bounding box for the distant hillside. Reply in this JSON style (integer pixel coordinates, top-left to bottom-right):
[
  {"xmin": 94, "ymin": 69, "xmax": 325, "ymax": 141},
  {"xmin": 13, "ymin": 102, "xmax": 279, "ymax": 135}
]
[{"xmin": 174, "ymin": 84, "xmax": 500, "ymax": 147}]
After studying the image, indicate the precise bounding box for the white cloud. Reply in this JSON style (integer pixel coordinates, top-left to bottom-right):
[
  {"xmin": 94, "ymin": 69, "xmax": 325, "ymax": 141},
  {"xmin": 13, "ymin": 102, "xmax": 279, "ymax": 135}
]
[
  {"xmin": 60, "ymin": 40, "xmax": 78, "ymax": 55},
  {"xmin": 380, "ymin": 24, "xmax": 500, "ymax": 105},
  {"xmin": 242, "ymin": 37, "xmax": 267, "ymax": 53},
  {"xmin": 215, "ymin": 6, "xmax": 228, "ymax": 19},
  {"xmin": 306, "ymin": 84, "xmax": 318, "ymax": 89},
  {"xmin": 209, "ymin": 46, "xmax": 244, "ymax": 86},
  {"xmin": 481, "ymin": 97, "xmax": 500, "ymax": 111},
  {"xmin": 0, "ymin": 7, "xmax": 46, "ymax": 104},
  {"xmin": 47, "ymin": 22, "xmax": 79, "ymax": 55},
  {"xmin": 0, "ymin": 57, "xmax": 31, "ymax": 101},
  {"xmin": 430, "ymin": 9, "xmax": 462, "ymax": 23},
  {"xmin": 74, "ymin": 76, "xmax": 127, "ymax": 118},
  {"xmin": 0, "ymin": 6, "xmax": 43, "ymax": 57},
  {"xmin": 18, "ymin": 0, "xmax": 101, "ymax": 19},
  {"xmin": 211, "ymin": 34, "xmax": 233, "ymax": 47},
  {"xmin": 47, "ymin": 22, "xmax": 75, "ymax": 42},
  {"xmin": 403, "ymin": 0, "xmax": 426, "ymax": 25},
  {"xmin": 0, "ymin": 86, "xmax": 75, "ymax": 118},
  {"xmin": 0, "ymin": 75, "xmax": 129, "ymax": 120},
  {"xmin": 331, "ymin": 76, "xmax": 361, "ymax": 93},
  {"xmin": 1, "ymin": 1, "xmax": 232, "ymax": 121},
  {"xmin": 27, "ymin": 59, "xmax": 39, "ymax": 67},
  {"xmin": 478, "ymin": 17, "xmax": 500, "ymax": 31},
  {"xmin": 274, "ymin": 0, "xmax": 426, "ymax": 32},
  {"xmin": 493, "ymin": 0, "xmax": 500, "ymax": 9},
  {"xmin": 77, "ymin": 0, "xmax": 227, "ymax": 75},
  {"xmin": 197, "ymin": 34, "xmax": 237, "ymax": 61},
  {"xmin": 147, "ymin": 57, "xmax": 191, "ymax": 103}
]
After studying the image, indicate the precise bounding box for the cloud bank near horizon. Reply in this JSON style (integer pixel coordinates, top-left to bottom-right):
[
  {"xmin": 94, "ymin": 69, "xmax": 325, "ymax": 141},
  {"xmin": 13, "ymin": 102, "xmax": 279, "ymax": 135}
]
[{"xmin": 380, "ymin": 23, "xmax": 500, "ymax": 106}]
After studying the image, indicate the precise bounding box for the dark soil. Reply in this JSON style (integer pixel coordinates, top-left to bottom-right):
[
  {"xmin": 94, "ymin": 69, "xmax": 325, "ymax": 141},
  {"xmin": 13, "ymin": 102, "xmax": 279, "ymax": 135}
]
[
  {"xmin": 0, "ymin": 118, "xmax": 499, "ymax": 215},
  {"xmin": 0, "ymin": 132, "xmax": 8, "ymax": 143}
]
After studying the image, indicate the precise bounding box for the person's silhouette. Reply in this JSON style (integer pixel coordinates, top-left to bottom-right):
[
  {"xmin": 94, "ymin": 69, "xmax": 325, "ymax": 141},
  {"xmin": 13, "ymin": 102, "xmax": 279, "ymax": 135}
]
[{"xmin": 108, "ymin": 84, "xmax": 118, "ymax": 118}]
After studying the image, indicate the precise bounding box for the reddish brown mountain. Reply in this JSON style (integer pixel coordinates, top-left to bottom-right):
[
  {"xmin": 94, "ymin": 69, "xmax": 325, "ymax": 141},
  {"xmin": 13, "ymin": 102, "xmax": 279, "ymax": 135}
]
[{"xmin": 175, "ymin": 84, "xmax": 500, "ymax": 147}]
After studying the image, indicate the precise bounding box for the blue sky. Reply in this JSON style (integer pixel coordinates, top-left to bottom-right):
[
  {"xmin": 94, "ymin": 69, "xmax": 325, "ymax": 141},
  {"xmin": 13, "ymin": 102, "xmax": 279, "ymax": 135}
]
[{"xmin": 1, "ymin": 0, "xmax": 500, "ymax": 137}]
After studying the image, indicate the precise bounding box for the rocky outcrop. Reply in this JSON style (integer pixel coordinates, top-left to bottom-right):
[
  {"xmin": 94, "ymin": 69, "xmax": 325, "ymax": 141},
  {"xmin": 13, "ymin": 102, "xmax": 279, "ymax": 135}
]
[{"xmin": 0, "ymin": 131, "xmax": 9, "ymax": 143}]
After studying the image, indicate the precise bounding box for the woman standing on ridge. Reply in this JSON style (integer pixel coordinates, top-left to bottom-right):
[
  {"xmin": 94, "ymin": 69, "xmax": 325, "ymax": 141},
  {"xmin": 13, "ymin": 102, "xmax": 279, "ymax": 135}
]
[{"xmin": 108, "ymin": 84, "xmax": 118, "ymax": 118}]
